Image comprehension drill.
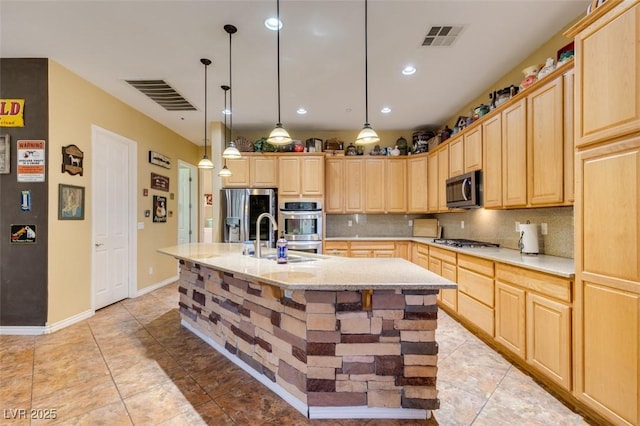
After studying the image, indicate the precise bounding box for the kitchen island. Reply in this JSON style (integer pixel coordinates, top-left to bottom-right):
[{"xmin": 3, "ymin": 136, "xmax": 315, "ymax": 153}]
[{"xmin": 158, "ymin": 243, "xmax": 455, "ymax": 420}]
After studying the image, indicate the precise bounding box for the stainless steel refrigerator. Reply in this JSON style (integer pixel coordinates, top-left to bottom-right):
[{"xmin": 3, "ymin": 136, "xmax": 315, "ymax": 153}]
[{"xmin": 221, "ymin": 188, "xmax": 277, "ymax": 248}]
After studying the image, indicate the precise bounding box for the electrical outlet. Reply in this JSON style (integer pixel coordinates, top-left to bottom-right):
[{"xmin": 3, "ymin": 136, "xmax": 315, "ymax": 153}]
[
  {"xmin": 460, "ymin": 220, "xmax": 465, "ymax": 229},
  {"xmin": 347, "ymin": 220, "xmax": 353, "ymax": 227},
  {"xmin": 515, "ymin": 221, "xmax": 521, "ymax": 232},
  {"xmin": 148, "ymin": 267, "xmax": 153, "ymax": 275},
  {"xmin": 541, "ymin": 223, "xmax": 548, "ymax": 235},
  {"xmin": 408, "ymin": 220, "xmax": 413, "ymax": 227}
]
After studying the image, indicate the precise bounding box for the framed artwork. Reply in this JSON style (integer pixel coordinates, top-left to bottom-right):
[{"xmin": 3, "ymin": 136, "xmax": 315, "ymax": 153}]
[
  {"xmin": 153, "ymin": 195, "xmax": 167, "ymax": 223},
  {"xmin": 148, "ymin": 150, "xmax": 171, "ymax": 169},
  {"xmin": 204, "ymin": 193, "xmax": 213, "ymax": 206},
  {"xmin": 61, "ymin": 144, "xmax": 84, "ymax": 176},
  {"xmin": 58, "ymin": 184, "xmax": 85, "ymax": 220},
  {"xmin": 151, "ymin": 172, "xmax": 170, "ymax": 192},
  {"xmin": 0, "ymin": 134, "xmax": 10, "ymax": 174}
]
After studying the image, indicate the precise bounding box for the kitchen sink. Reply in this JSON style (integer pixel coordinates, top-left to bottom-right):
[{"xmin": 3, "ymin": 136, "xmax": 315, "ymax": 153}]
[{"xmin": 258, "ymin": 254, "xmax": 317, "ymax": 263}]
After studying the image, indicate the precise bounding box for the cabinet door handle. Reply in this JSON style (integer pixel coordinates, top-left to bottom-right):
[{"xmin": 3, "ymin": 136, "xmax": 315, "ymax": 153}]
[{"xmin": 95, "ymin": 243, "xmax": 104, "ymax": 247}]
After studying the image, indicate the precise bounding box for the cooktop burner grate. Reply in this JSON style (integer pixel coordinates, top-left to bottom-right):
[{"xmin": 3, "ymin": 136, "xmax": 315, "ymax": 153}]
[{"xmin": 432, "ymin": 238, "xmax": 500, "ymax": 248}]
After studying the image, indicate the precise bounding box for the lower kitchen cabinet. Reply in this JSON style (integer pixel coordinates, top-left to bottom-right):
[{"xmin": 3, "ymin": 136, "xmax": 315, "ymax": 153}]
[
  {"xmin": 526, "ymin": 292, "xmax": 571, "ymax": 390},
  {"xmin": 495, "ymin": 281, "xmax": 527, "ymax": 359},
  {"xmin": 457, "ymin": 254, "xmax": 495, "ymax": 336},
  {"xmin": 350, "ymin": 241, "xmax": 395, "ymax": 258},
  {"xmin": 324, "ymin": 241, "xmax": 349, "ymax": 257},
  {"xmin": 413, "ymin": 243, "xmax": 429, "ymax": 269},
  {"xmin": 495, "ymin": 263, "xmax": 572, "ymax": 391},
  {"xmin": 428, "ymin": 246, "xmax": 457, "ymax": 311}
]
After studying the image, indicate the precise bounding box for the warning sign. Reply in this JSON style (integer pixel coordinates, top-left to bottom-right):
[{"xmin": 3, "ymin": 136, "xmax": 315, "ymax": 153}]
[{"xmin": 17, "ymin": 140, "xmax": 46, "ymax": 182}]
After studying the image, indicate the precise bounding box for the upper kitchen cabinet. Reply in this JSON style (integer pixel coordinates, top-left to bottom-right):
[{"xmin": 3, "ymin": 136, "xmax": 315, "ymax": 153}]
[
  {"xmin": 385, "ymin": 158, "xmax": 407, "ymax": 213},
  {"xmin": 450, "ymin": 126, "xmax": 483, "ymax": 177},
  {"xmin": 325, "ymin": 157, "xmax": 345, "ymax": 213},
  {"xmin": 427, "ymin": 144, "xmax": 450, "ymax": 213},
  {"xmin": 483, "ymin": 114, "xmax": 503, "ymax": 208},
  {"xmin": 364, "ymin": 158, "xmax": 385, "ymax": 213},
  {"xmin": 568, "ymin": 1, "xmax": 640, "ymax": 148},
  {"xmin": 407, "ymin": 154, "xmax": 428, "ymax": 213},
  {"xmin": 502, "ymin": 98, "xmax": 528, "ymax": 207},
  {"xmin": 278, "ymin": 154, "xmax": 324, "ymax": 197},
  {"xmin": 222, "ymin": 154, "xmax": 277, "ymax": 188},
  {"xmin": 527, "ymin": 75, "xmax": 564, "ymax": 206}
]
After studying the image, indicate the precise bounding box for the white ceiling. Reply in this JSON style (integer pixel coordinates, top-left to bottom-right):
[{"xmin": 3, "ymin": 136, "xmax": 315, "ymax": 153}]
[{"xmin": 1, "ymin": 0, "xmax": 589, "ymax": 146}]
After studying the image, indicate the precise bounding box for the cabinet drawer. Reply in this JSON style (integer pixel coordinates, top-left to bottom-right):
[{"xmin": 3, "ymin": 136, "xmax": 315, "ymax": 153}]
[
  {"xmin": 457, "ymin": 268, "xmax": 494, "ymax": 307},
  {"xmin": 429, "ymin": 246, "xmax": 457, "ymax": 264},
  {"xmin": 458, "ymin": 254, "xmax": 494, "ymax": 277},
  {"xmin": 325, "ymin": 241, "xmax": 349, "ymax": 250},
  {"xmin": 458, "ymin": 292, "xmax": 494, "ymax": 336},
  {"xmin": 350, "ymin": 241, "xmax": 395, "ymax": 251},
  {"xmin": 496, "ymin": 263, "xmax": 571, "ymax": 302},
  {"xmin": 416, "ymin": 243, "xmax": 429, "ymax": 257}
]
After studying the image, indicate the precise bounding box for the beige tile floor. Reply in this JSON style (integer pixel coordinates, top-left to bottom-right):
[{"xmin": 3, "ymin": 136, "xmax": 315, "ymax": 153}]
[{"xmin": 0, "ymin": 282, "xmax": 590, "ymax": 425}]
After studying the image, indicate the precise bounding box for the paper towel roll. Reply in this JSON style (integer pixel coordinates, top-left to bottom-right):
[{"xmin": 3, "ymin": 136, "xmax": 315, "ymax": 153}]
[{"xmin": 519, "ymin": 223, "xmax": 539, "ymax": 254}]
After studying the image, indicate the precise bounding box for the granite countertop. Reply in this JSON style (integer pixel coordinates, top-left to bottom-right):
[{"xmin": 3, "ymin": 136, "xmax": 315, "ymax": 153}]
[
  {"xmin": 325, "ymin": 236, "xmax": 575, "ymax": 278},
  {"xmin": 158, "ymin": 243, "xmax": 456, "ymax": 291}
]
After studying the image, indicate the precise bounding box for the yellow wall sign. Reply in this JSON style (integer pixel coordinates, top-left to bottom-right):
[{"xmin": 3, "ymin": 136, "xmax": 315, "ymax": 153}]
[{"xmin": 0, "ymin": 99, "xmax": 25, "ymax": 127}]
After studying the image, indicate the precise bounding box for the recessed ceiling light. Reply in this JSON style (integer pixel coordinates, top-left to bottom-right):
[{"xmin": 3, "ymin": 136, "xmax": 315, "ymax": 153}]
[
  {"xmin": 402, "ymin": 66, "xmax": 417, "ymax": 75},
  {"xmin": 265, "ymin": 17, "xmax": 282, "ymax": 31},
  {"xmin": 296, "ymin": 108, "xmax": 307, "ymax": 115},
  {"xmin": 221, "ymin": 108, "xmax": 231, "ymax": 115},
  {"xmin": 381, "ymin": 107, "xmax": 391, "ymax": 114}
]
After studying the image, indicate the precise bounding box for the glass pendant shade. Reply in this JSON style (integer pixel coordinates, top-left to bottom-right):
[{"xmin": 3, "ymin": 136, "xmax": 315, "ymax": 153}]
[
  {"xmin": 218, "ymin": 164, "xmax": 232, "ymax": 177},
  {"xmin": 355, "ymin": 123, "xmax": 380, "ymax": 145},
  {"xmin": 222, "ymin": 143, "xmax": 241, "ymax": 159},
  {"xmin": 198, "ymin": 156, "xmax": 214, "ymax": 169},
  {"xmin": 267, "ymin": 123, "xmax": 292, "ymax": 145}
]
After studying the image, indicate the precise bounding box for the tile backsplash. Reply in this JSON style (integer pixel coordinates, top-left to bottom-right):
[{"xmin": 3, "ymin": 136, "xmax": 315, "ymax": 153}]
[{"xmin": 326, "ymin": 206, "xmax": 574, "ymax": 259}]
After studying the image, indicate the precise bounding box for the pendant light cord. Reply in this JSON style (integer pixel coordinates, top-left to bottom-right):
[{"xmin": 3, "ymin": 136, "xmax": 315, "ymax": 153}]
[
  {"xmin": 203, "ymin": 60, "xmax": 209, "ymax": 154},
  {"xmin": 364, "ymin": 0, "xmax": 369, "ymax": 125},
  {"xmin": 277, "ymin": 0, "xmax": 282, "ymax": 125},
  {"xmin": 229, "ymin": 29, "xmax": 233, "ymax": 143}
]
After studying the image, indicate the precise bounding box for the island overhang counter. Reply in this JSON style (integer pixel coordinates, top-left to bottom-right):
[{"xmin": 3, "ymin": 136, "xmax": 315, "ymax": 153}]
[{"xmin": 159, "ymin": 243, "xmax": 456, "ymax": 420}]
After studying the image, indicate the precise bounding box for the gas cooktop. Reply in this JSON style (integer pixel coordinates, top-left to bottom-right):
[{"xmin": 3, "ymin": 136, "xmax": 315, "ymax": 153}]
[{"xmin": 432, "ymin": 238, "xmax": 500, "ymax": 248}]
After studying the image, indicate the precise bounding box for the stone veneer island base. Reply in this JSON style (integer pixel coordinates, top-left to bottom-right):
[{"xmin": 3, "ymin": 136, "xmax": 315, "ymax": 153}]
[{"xmin": 160, "ymin": 243, "xmax": 455, "ymax": 420}]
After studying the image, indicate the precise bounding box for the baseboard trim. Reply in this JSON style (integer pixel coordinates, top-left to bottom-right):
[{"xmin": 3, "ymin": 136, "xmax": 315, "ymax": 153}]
[
  {"xmin": 135, "ymin": 275, "xmax": 179, "ymax": 297},
  {"xmin": 0, "ymin": 326, "xmax": 46, "ymax": 335},
  {"xmin": 182, "ymin": 319, "xmax": 309, "ymax": 417},
  {"xmin": 46, "ymin": 309, "xmax": 95, "ymax": 334},
  {"xmin": 0, "ymin": 308, "xmax": 95, "ymax": 335},
  {"xmin": 309, "ymin": 406, "xmax": 429, "ymax": 420}
]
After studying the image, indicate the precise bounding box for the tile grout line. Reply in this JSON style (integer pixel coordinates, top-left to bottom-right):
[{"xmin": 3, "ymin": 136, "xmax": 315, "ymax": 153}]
[
  {"xmin": 86, "ymin": 307, "xmax": 136, "ymax": 426},
  {"xmin": 468, "ymin": 364, "xmax": 513, "ymax": 425}
]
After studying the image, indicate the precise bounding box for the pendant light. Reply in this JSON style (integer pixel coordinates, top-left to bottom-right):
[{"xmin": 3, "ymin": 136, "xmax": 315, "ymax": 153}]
[
  {"xmin": 222, "ymin": 24, "xmax": 241, "ymax": 159},
  {"xmin": 266, "ymin": 0, "xmax": 292, "ymax": 145},
  {"xmin": 218, "ymin": 85, "xmax": 232, "ymax": 177},
  {"xmin": 198, "ymin": 58, "xmax": 215, "ymax": 169},
  {"xmin": 355, "ymin": 0, "xmax": 380, "ymax": 145}
]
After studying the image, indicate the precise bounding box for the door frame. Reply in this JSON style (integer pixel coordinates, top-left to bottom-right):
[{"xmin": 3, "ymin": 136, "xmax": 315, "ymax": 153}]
[
  {"xmin": 177, "ymin": 160, "xmax": 197, "ymax": 244},
  {"xmin": 90, "ymin": 125, "xmax": 138, "ymax": 310}
]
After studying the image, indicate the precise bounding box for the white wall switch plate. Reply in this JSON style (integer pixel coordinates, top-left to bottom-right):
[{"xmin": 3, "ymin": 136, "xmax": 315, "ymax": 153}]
[{"xmin": 541, "ymin": 223, "xmax": 548, "ymax": 235}]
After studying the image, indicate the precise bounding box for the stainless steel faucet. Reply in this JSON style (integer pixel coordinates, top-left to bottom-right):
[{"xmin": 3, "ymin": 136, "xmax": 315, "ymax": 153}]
[{"xmin": 255, "ymin": 212, "xmax": 278, "ymax": 258}]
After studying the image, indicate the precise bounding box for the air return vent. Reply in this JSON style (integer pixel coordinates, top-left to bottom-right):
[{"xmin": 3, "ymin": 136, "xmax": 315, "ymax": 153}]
[
  {"xmin": 125, "ymin": 79, "xmax": 196, "ymax": 111},
  {"xmin": 422, "ymin": 26, "xmax": 463, "ymax": 47}
]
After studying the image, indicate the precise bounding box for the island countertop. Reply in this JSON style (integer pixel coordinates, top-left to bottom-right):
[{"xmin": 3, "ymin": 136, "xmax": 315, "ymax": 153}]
[{"xmin": 158, "ymin": 242, "xmax": 455, "ymax": 291}]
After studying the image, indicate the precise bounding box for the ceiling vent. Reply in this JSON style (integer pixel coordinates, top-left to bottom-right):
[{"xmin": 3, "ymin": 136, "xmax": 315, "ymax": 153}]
[
  {"xmin": 125, "ymin": 79, "xmax": 196, "ymax": 111},
  {"xmin": 422, "ymin": 26, "xmax": 463, "ymax": 47}
]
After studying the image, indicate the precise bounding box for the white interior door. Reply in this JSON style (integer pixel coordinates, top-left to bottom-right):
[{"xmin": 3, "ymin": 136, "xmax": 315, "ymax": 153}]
[
  {"xmin": 178, "ymin": 161, "xmax": 196, "ymax": 244},
  {"xmin": 92, "ymin": 126, "xmax": 136, "ymax": 310}
]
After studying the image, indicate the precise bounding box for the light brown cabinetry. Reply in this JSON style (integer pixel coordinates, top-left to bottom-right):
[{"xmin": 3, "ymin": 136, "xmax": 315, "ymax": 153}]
[
  {"xmin": 527, "ymin": 75, "xmax": 565, "ymax": 205},
  {"xmin": 482, "ymin": 114, "xmax": 503, "ymax": 208},
  {"xmin": 325, "ymin": 158, "xmax": 345, "ymax": 213},
  {"xmin": 568, "ymin": 3, "xmax": 640, "ymax": 423},
  {"xmin": 278, "ymin": 155, "xmax": 324, "ymax": 197},
  {"xmin": 426, "ymin": 146, "xmax": 450, "ymax": 213},
  {"xmin": 324, "ymin": 240, "xmax": 349, "ymax": 257},
  {"xmin": 448, "ymin": 136, "xmax": 464, "ymax": 177},
  {"xmin": 464, "ymin": 126, "xmax": 483, "ymax": 172},
  {"xmin": 457, "ymin": 254, "xmax": 495, "ymax": 336},
  {"xmin": 428, "ymin": 246, "xmax": 457, "ymax": 311},
  {"xmin": 413, "ymin": 243, "xmax": 429, "ymax": 269},
  {"xmin": 427, "ymin": 152, "xmax": 438, "ymax": 212},
  {"xmin": 223, "ymin": 154, "xmax": 278, "ymax": 188},
  {"xmin": 495, "ymin": 263, "xmax": 572, "ymax": 391},
  {"xmin": 407, "ymin": 154, "xmax": 428, "ymax": 213},
  {"xmin": 364, "ymin": 159, "xmax": 385, "ymax": 213},
  {"xmin": 386, "ymin": 159, "xmax": 407, "ymax": 213},
  {"xmin": 572, "ymin": 2, "xmax": 640, "ymax": 147},
  {"xmin": 345, "ymin": 159, "xmax": 365, "ymax": 212},
  {"xmin": 574, "ymin": 135, "xmax": 640, "ymax": 425},
  {"xmin": 350, "ymin": 241, "xmax": 396, "ymax": 258},
  {"xmin": 502, "ymin": 98, "xmax": 528, "ymax": 207}
]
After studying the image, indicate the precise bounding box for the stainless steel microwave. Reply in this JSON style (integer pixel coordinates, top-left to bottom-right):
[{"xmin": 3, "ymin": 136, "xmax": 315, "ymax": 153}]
[{"xmin": 446, "ymin": 170, "xmax": 482, "ymax": 208}]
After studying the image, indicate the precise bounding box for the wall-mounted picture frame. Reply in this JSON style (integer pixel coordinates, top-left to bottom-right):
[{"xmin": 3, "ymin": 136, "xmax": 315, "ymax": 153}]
[
  {"xmin": 58, "ymin": 184, "xmax": 85, "ymax": 220},
  {"xmin": 0, "ymin": 134, "xmax": 10, "ymax": 174},
  {"xmin": 148, "ymin": 150, "xmax": 171, "ymax": 169},
  {"xmin": 61, "ymin": 144, "xmax": 84, "ymax": 176},
  {"xmin": 151, "ymin": 172, "xmax": 170, "ymax": 192},
  {"xmin": 153, "ymin": 195, "xmax": 167, "ymax": 223}
]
